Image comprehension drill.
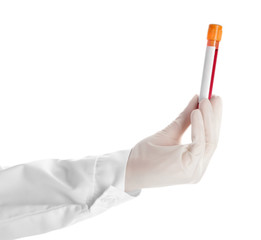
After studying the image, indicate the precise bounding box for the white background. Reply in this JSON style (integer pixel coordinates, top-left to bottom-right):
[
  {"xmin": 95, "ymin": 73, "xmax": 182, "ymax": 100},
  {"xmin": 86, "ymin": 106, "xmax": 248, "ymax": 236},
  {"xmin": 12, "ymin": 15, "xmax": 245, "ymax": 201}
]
[{"xmin": 0, "ymin": 0, "xmax": 260, "ymax": 239}]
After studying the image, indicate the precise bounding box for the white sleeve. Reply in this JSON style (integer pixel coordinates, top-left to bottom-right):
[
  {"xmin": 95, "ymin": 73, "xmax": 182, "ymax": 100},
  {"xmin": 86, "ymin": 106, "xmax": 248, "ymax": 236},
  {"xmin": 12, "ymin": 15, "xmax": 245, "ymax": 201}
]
[{"xmin": 0, "ymin": 149, "xmax": 142, "ymax": 240}]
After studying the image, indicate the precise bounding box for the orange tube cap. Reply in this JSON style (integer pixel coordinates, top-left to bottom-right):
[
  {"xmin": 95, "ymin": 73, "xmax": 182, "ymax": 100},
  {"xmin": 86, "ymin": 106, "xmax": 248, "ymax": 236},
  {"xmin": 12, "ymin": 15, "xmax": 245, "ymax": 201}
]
[{"xmin": 207, "ymin": 24, "xmax": 222, "ymax": 42}]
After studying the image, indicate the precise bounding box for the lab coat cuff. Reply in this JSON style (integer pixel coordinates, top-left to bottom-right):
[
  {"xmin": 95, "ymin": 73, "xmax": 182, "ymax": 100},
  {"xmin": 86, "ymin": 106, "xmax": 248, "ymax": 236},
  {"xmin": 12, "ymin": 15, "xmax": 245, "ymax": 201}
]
[{"xmin": 94, "ymin": 149, "xmax": 142, "ymax": 200}]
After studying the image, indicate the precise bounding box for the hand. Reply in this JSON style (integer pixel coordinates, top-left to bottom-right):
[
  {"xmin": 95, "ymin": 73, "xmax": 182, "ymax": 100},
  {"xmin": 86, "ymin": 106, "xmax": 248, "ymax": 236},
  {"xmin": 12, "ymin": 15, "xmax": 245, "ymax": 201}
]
[{"xmin": 125, "ymin": 94, "xmax": 222, "ymax": 192}]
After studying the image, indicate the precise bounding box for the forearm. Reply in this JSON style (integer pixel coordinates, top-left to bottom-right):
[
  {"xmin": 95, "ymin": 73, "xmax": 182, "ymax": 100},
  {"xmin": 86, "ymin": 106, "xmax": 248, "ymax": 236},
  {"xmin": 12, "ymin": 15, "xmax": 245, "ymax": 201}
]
[{"xmin": 0, "ymin": 150, "xmax": 141, "ymax": 239}]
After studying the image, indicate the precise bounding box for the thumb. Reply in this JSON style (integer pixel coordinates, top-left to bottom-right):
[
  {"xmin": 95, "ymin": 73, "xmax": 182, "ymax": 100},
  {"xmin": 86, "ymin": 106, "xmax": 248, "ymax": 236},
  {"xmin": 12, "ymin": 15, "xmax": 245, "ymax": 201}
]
[{"xmin": 161, "ymin": 95, "xmax": 199, "ymax": 142}]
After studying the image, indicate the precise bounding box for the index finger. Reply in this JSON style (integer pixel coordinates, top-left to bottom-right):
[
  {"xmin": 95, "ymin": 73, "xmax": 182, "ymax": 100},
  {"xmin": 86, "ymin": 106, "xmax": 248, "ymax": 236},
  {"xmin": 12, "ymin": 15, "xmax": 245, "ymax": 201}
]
[{"xmin": 210, "ymin": 95, "xmax": 223, "ymax": 137}]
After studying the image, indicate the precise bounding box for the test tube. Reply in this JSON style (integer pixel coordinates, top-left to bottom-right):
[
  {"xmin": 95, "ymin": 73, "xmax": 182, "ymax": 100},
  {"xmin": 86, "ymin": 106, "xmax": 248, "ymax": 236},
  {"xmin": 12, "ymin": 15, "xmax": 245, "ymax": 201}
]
[{"xmin": 198, "ymin": 24, "xmax": 222, "ymax": 105}]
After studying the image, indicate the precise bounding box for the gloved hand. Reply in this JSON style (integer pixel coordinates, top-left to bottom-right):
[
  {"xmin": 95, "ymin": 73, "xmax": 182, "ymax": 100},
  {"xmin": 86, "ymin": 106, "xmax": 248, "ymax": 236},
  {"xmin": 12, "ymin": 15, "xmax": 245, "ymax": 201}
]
[{"xmin": 125, "ymin": 94, "xmax": 222, "ymax": 192}]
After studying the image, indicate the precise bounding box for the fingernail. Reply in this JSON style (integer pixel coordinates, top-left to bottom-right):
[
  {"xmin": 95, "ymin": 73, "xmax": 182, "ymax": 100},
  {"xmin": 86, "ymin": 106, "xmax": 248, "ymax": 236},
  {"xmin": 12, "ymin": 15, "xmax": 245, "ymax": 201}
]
[{"xmin": 192, "ymin": 109, "xmax": 201, "ymax": 119}]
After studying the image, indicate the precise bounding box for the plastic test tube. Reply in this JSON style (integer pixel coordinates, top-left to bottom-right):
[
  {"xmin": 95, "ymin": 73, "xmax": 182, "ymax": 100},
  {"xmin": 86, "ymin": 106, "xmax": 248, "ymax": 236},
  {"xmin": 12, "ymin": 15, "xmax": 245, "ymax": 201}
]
[{"xmin": 198, "ymin": 24, "xmax": 222, "ymax": 105}]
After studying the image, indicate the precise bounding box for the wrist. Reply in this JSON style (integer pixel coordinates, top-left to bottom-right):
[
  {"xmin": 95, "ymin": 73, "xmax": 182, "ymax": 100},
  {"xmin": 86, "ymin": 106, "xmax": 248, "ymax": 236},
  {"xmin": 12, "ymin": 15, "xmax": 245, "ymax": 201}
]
[{"xmin": 124, "ymin": 150, "xmax": 139, "ymax": 192}]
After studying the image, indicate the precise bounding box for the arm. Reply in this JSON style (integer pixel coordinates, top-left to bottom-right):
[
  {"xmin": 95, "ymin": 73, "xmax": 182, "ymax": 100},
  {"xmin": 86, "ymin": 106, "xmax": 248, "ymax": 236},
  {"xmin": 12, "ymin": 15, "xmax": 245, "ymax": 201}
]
[{"xmin": 0, "ymin": 150, "xmax": 141, "ymax": 239}]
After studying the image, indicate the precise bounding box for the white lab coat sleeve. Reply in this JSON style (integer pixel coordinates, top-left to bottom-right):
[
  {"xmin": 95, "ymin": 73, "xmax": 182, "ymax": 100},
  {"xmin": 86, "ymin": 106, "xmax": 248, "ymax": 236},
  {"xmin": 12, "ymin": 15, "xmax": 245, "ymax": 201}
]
[{"xmin": 0, "ymin": 149, "xmax": 142, "ymax": 239}]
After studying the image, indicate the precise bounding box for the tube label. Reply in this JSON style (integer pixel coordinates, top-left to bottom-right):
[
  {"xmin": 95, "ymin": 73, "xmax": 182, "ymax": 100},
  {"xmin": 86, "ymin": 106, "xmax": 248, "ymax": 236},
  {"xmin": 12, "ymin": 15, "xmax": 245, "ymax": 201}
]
[{"xmin": 199, "ymin": 46, "xmax": 216, "ymax": 102}]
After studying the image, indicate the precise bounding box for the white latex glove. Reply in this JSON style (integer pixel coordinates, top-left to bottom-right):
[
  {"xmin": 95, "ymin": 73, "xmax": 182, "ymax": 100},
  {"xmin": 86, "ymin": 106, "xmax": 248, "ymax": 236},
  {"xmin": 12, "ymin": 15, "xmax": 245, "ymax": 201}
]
[{"xmin": 125, "ymin": 94, "xmax": 222, "ymax": 192}]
